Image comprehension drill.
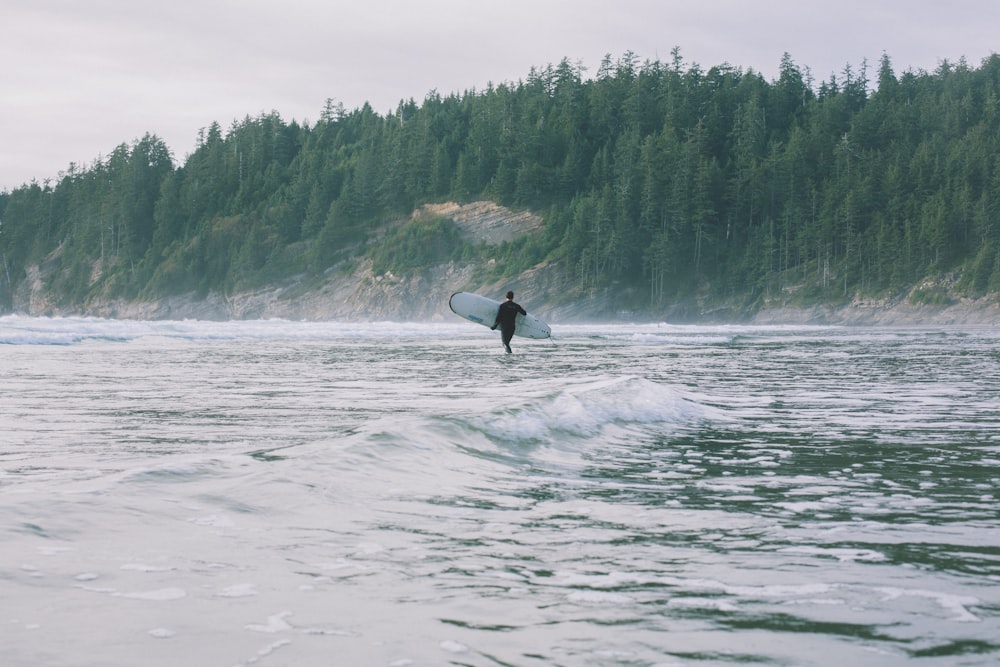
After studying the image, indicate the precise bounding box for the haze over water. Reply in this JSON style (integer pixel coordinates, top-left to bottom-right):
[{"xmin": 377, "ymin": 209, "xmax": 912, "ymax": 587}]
[{"xmin": 2, "ymin": 316, "xmax": 998, "ymax": 666}]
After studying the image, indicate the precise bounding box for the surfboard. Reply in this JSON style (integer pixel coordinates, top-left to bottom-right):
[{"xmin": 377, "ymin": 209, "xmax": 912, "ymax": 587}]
[{"xmin": 449, "ymin": 292, "xmax": 551, "ymax": 339}]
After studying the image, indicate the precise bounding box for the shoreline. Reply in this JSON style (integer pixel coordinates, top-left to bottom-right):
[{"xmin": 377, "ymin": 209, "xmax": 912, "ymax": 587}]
[
  {"xmin": 9, "ymin": 257, "xmax": 1000, "ymax": 327},
  {"xmin": 6, "ymin": 293, "xmax": 999, "ymax": 327},
  {"xmin": 747, "ymin": 297, "xmax": 1000, "ymax": 327}
]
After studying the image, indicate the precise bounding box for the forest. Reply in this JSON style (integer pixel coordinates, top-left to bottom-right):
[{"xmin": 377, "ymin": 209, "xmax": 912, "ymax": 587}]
[{"xmin": 2, "ymin": 49, "xmax": 1000, "ymax": 315}]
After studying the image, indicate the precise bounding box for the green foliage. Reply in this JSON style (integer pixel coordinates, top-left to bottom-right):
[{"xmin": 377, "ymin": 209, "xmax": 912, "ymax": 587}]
[
  {"xmin": 368, "ymin": 216, "xmax": 466, "ymax": 276},
  {"xmin": 958, "ymin": 242, "xmax": 996, "ymax": 296},
  {"xmin": 909, "ymin": 285, "xmax": 955, "ymax": 306},
  {"xmin": 4, "ymin": 52, "xmax": 1000, "ymax": 313}
]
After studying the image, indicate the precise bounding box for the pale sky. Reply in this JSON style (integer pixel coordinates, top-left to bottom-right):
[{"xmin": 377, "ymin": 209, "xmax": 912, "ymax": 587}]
[{"xmin": 2, "ymin": 0, "xmax": 997, "ymax": 191}]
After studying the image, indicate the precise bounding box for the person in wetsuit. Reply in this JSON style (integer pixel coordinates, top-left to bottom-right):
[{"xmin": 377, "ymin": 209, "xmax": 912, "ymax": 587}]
[{"xmin": 491, "ymin": 290, "xmax": 527, "ymax": 354}]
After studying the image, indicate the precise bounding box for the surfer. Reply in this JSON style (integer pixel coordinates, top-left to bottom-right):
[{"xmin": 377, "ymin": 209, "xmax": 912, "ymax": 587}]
[{"xmin": 491, "ymin": 291, "xmax": 527, "ymax": 353}]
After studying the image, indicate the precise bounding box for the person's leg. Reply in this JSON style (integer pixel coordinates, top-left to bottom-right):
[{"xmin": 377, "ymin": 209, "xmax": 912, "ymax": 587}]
[{"xmin": 501, "ymin": 328, "xmax": 513, "ymax": 353}]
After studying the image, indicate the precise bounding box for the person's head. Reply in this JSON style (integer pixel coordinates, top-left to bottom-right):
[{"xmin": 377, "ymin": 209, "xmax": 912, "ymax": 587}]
[{"xmin": 506, "ymin": 291, "xmax": 514, "ymax": 300}]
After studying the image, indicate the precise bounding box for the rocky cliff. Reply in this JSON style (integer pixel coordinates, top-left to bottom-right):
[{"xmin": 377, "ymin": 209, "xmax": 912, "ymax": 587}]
[{"xmin": 11, "ymin": 201, "xmax": 1000, "ymax": 326}]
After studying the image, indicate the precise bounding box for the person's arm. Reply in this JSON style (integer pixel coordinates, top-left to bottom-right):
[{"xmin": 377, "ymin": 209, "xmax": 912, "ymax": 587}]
[
  {"xmin": 517, "ymin": 304, "xmax": 527, "ymax": 316},
  {"xmin": 491, "ymin": 305, "xmax": 501, "ymax": 330}
]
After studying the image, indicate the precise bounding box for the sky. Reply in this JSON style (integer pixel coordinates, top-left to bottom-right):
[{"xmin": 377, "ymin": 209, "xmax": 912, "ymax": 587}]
[{"xmin": 2, "ymin": 0, "xmax": 998, "ymax": 191}]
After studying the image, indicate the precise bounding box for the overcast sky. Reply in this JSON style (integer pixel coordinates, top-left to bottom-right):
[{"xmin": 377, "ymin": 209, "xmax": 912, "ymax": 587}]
[{"xmin": 2, "ymin": 0, "xmax": 998, "ymax": 191}]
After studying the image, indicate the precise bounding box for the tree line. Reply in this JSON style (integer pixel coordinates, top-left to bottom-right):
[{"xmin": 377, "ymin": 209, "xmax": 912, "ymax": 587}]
[{"xmin": 2, "ymin": 49, "xmax": 1000, "ymax": 313}]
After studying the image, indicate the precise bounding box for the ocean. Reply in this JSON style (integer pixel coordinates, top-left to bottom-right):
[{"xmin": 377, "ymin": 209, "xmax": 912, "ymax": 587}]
[{"xmin": 2, "ymin": 315, "xmax": 998, "ymax": 666}]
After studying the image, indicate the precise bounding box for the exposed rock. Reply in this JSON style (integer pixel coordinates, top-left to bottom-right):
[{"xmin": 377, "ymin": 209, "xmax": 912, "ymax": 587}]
[
  {"xmin": 84, "ymin": 260, "xmax": 482, "ymax": 322},
  {"xmin": 749, "ymin": 296, "xmax": 1000, "ymax": 326},
  {"xmin": 7, "ymin": 200, "xmax": 1000, "ymax": 326},
  {"xmin": 416, "ymin": 201, "xmax": 542, "ymax": 245}
]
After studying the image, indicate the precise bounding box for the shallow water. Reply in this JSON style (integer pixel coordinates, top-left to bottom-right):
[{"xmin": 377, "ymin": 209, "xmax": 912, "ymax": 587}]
[{"xmin": 2, "ymin": 316, "xmax": 999, "ymax": 666}]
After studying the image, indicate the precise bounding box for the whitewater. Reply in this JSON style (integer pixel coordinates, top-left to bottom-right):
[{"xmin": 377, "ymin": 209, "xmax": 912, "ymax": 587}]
[{"xmin": 2, "ymin": 315, "xmax": 998, "ymax": 666}]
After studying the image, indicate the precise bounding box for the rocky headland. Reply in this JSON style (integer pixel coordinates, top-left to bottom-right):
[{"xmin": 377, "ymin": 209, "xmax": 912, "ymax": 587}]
[{"xmin": 10, "ymin": 201, "xmax": 1000, "ymax": 327}]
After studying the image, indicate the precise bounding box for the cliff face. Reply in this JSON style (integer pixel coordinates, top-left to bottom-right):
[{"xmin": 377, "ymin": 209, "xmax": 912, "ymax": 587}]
[
  {"xmin": 11, "ymin": 201, "xmax": 578, "ymax": 323},
  {"xmin": 10, "ymin": 200, "xmax": 1000, "ymax": 326},
  {"xmin": 74, "ymin": 259, "xmax": 480, "ymax": 322}
]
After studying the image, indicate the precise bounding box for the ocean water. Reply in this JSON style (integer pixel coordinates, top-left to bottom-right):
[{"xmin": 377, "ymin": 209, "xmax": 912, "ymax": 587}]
[{"xmin": 1, "ymin": 315, "xmax": 998, "ymax": 667}]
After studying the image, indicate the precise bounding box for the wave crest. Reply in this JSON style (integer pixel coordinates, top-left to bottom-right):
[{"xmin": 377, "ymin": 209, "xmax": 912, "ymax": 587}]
[{"xmin": 468, "ymin": 376, "xmax": 708, "ymax": 443}]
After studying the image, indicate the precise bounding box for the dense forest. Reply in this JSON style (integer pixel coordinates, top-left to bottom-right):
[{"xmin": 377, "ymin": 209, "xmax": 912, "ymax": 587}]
[{"xmin": 2, "ymin": 50, "xmax": 1000, "ymax": 316}]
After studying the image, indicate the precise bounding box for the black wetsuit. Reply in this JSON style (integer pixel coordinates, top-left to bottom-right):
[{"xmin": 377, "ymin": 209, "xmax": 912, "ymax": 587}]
[{"xmin": 493, "ymin": 299, "xmax": 527, "ymax": 353}]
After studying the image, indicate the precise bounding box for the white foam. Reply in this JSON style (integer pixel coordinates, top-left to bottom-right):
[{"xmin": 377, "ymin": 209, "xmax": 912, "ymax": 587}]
[
  {"xmin": 554, "ymin": 570, "xmax": 648, "ymax": 589},
  {"xmin": 626, "ymin": 333, "xmax": 735, "ymax": 345},
  {"xmin": 37, "ymin": 546, "xmax": 74, "ymax": 556},
  {"xmin": 440, "ymin": 640, "xmax": 468, "ymax": 653},
  {"xmin": 0, "ymin": 315, "xmax": 480, "ymax": 346},
  {"xmin": 778, "ymin": 546, "xmax": 887, "ymax": 562},
  {"xmin": 568, "ymin": 590, "xmax": 634, "ymax": 604},
  {"xmin": 696, "ymin": 481, "xmax": 756, "ymax": 494},
  {"xmin": 479, "ymin": 376, "xmax": 708, "ymax": 442},
  {"xmin": 240, "ymin": 639, "xmax": 292, "ymax": 665},
  {"xmin": 77, "ymin": 585, "xmax": 117, "ymax": 594},
  {"xmin": 876, "ymin": 587, "xmax": 981, "ymax": 622},
  {"xmin": 117, "ymin": 588, "xmax": 186, "ymax": 601},
  {"xmin": 218, "ymin": 583, "xmax": 258, "ymax": 598},
  {"xmin": 667, "ymin": 597, "xmax": 739, "ymax": 612},
  {"xmin": 354, "ymin": 542, "xmax": 385, "ymax": 555},
  {"xmin": 776, "ymin": 500, "xmax": 838, "ymax": 514},
  {"xmin": 246, "ymin": 611, "xmax": 294, "ymax": 633},
  {"xmin": 148, "ymin": 627, "xmax": 176, "ymax": 638}
]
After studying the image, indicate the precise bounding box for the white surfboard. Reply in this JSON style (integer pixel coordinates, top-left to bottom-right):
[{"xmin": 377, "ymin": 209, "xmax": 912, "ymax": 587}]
[{"xmin": 449, "ymin": 292, "xmax": 551, "ymax": 339}]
